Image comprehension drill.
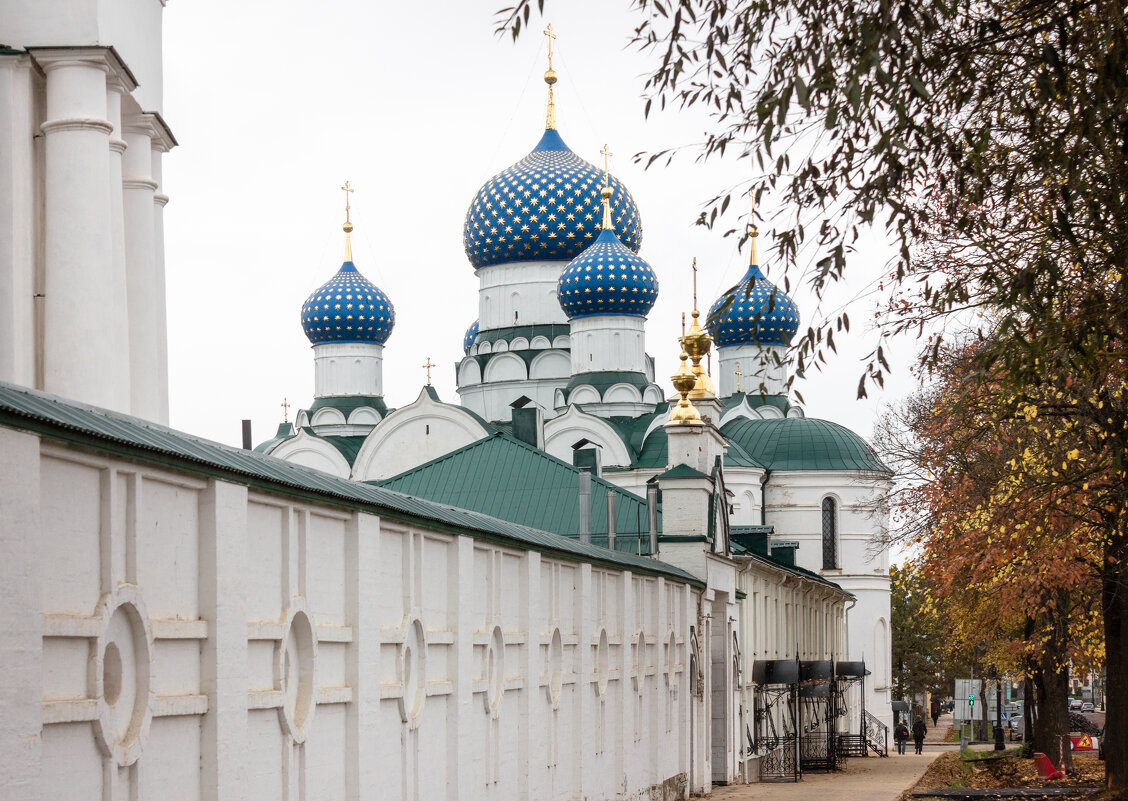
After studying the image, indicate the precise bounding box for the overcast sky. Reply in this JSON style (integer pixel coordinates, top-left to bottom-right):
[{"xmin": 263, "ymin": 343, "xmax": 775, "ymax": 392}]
[{"xmin": 161, "ymin": 0, "xmax": 920, "ymax": 449}]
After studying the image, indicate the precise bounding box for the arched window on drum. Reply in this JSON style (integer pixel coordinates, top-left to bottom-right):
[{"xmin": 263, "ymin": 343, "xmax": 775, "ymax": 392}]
[{"xmin": 821, "ymin": 497, "xmax": 839, "ymax": 570}]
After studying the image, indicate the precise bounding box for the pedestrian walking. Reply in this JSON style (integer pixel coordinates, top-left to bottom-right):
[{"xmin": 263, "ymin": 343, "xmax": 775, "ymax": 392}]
[
  {"xmin": 930, "ymin": 699, "xmax": 940, "ymax": 728},
  {"xmin": 895, "ymin": 721, "xmax": 910, "ymax": 754},
  {"xmin": 912, "ymin": 718, "xmax": 927, "ymax": 754}
]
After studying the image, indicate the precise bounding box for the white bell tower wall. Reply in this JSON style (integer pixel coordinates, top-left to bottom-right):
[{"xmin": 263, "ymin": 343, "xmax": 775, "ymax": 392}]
[{"xmin": 313, "ymin": 342, "xmax": 384, "ymax": 398}]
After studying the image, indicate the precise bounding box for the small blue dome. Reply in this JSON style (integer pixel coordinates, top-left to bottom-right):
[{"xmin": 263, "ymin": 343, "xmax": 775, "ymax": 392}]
[
  {"xmin": 464, "ymin": 129, "xmax": 643, "ymax": 269},
  {"xmin": 301, "ymin": 261, "xmax": 395, "ymax": 346},
  {"xmin": 707, "ymin": 263, "xmax": 799, "ymax": 348},
  {"xmin": 463, "ymin": 319, "xmax": 479, "ymax": 354},
  {"xmin": 557, "ymin": 228, "xmax": 659, "ymax": 319}
]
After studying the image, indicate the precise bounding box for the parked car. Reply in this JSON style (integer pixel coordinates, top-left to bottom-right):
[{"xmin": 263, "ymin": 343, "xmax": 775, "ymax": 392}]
[
  {"xmin": 1081, "ymin": 702, "xmax": 1094, "ymax": 712},
  {"xmin": 1070, "ymin": 698, "xmax": 1083, "ymax": 710}
]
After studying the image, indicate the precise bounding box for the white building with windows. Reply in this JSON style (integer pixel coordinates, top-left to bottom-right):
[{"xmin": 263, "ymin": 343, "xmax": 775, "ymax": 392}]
[{"xmin": 0, "ymin": 3, "xmax": 891, "ymax": 799}]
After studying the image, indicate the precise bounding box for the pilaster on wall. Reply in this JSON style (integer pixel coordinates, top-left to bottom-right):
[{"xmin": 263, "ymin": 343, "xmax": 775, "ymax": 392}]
[
  {"xmin": 0, "ymin": 429, "xmax": 43, "ymax": 801},
  {"xmin": 199, "ymin": 480, "xmax": 249, "ymax": 801}
]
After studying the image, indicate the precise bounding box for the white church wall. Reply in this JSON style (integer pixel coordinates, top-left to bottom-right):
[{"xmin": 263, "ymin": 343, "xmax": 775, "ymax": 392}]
[
  {"xmin": 268, "ymin": 430, "xmax": 352, "ymax": 479},
  {"xmin": 543, "ymin": 406, "xmax": 634, "ymax": 467},
  {"xmin": 568, "ymin": 315, "xmax": 647, "ymax": 375},
  {"xmin": 351, "ymin": 387, "xmax": 490, "ymax": 481},
  {"xmin": 477, "ymin": 261, "xmax": 569, "ymax": 330},
  {"xmin": 762, "ymin": 470, "xmax": 893, "ymax": 729},
  {"xmin": 313, "ymin": 342, "xmax": 384, "ymax": 398},
  {"xmin": 716, "ymin": 344, "xmax": 788, "ymax": 398},
  {"xmin": 0, "ymin": 424, "xmax": 710, "ymax": 801}
]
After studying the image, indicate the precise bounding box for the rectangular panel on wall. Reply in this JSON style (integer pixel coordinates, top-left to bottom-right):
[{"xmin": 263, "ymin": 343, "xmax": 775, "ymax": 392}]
[
  {"xmin": 39, "ymin": 456, "xmax": 101, "ymax": 614},
  {"xmin": 307, "ymin": 511, "xmax": 347, "ymax": 622},
  {"xmin": 144, "ymin": 717, "xmax": 202, "ymax": 801},
  {"xmin": 139, "ymin": 476, "xmax": 200, "ymax": 619},
  {"xmin": 246, "ymin": 501, "xmax": 284, "ymax": 621},
  {"xmin": 246, "ymin": 710, "xmax": 285, "ymax": 799}
]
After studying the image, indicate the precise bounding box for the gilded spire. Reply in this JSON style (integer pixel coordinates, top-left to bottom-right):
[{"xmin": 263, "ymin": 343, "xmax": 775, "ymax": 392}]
[
  {"xmin": 341, "ymin": 180, "xmax": 355, "ymax": 261},
  {"xmin": 669, "ymin": 344, "xmax": 704, "ymax": 426},
  {"xmin": 544, "ymin": 24, "xmax": 558, "ymax": 130},
  {"xmin": 682, "ymin": 257, "xmax": 716, "ymax": 399},
  {"xmin": 599, "ymin": 143, "xmax": 614, "ymax": 231},
  {"xmin": 748, "ymin": 186, "xmax": 759, "ymax": 266}
]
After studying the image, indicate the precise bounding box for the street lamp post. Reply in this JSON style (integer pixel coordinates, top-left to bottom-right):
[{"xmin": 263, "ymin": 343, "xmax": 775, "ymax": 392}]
[{"xmin": 994, "ymin": 673, "xmax": 1005, "ymax": 750}]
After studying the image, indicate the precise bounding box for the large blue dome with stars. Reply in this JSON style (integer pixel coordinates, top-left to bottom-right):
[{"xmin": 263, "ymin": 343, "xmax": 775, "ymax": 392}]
[
  {"xmin": 557, "ymin": 228, "xmax": 658, "ymax": 319},
  {"xmin": 463, "ymin": 129, "xmax": 643, "ymax": 269},
  {"xmin": 706, "ymin": 263, "xmax": 799, "ymax": 348},
  {"xmin": 301, "ymin": 260, "xmax": 395, "ymax": 346}
]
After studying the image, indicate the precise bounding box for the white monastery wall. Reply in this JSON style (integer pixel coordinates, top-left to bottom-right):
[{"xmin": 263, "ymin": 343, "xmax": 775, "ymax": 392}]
[{"xmin": 0, "ymin": 424, "xmax": 709, "ymax": 801}]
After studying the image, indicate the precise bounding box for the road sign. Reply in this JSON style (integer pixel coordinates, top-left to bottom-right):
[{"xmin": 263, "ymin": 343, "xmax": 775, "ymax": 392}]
[{"xmin": 955, "ymin": 679, "xmax": 983, "ymax": 721}]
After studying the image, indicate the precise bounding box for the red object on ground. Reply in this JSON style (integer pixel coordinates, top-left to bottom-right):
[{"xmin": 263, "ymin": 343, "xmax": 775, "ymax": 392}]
[
  {"xmin": 1034, "ymin": 751, "xmax": 1064, "ymax": 780},
  {"xmin": 1070, "ymin": 735, "xmax": 1097, "ymax": 751}
]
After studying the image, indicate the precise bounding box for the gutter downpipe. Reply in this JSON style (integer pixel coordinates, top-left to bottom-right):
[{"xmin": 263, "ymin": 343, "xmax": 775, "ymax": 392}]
[
  {"xmin": 647, "ymin": 481, "xmax": 659, "ymax": 557},
  {"xmin": 606, "ymin": 489, "xmax": 616, "ymax": 552},
  {"xmin": 578, "ymin": 467, "xmax": 592, "ymax": 545}
]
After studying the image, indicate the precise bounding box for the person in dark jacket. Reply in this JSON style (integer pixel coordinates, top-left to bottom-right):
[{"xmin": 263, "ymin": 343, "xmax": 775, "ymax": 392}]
[
  {"xmin": 931, "ymin": 699, "xmax": 940, "ymax": 727},
  {"xmin": 895, "ymin": 721, "xmax": 910, "ymax": 754},
  {"xmin": 912, "ymin": 718, "xmax": 927, "ymax": 754}
]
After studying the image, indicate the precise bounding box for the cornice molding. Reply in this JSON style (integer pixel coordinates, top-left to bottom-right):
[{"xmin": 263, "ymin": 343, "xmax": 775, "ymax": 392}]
[
  {"xmin": 27, "ymin": 46, "xmax": 137, "ymax": 92},
  {"xmin": 40, "ymin": 117, "xmax": 113, "ymax": 136}
]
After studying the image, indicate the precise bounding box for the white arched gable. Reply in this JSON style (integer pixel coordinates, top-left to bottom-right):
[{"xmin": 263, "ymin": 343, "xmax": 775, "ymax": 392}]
[
  {"xmin": 759, "ymin": 404, "xmax": 785, "ymax": 419},
  {"xmin": 553, "ymin": 388, "xmax": 567, "ymax": 409},
  {"xmin": 509, "ymin": 337, "xmax": 530, "ymax": 351},
  {"xmin": 492, "ymin": 340, "xmax": 509, "ymax": 352},
  {"xmin": 873, "ymin": 617, "xmax": 889, "ymax": 689},
  {"xmin": 311, "ymin": 407, "xmax": 346, "ymax": 427},
  {"xmin": 270, "ymin": 430, "xmax": 352, "ymax": 479},
  {"xmin": 483, "ymin": 352, "xmax": 527, "ymax": 383},
  {"xmin": 552, "ymin": 335, "xmax": 571, "ymax": 349},
  {"xmin": 543, "ymin": 405, "xmax": 633, "ymax": 467},
  {"xmin": 568, "ymin": 385, "xmax": 601, "ymax": 405},
  {"xmin": 477, "ymin": 341, "xmax": 493, "ymax": 355},
  {"xmin": 457, "ymin": 357, "xmax": 482, "ymax": 386},
  {"xmin": 531, "ymin": 336, "xmax": 551, "ymax": 350},
  {"xmin": 293, "ymin": 410, "xmax": 309, "ymax": 429},
  {"xmin": 719, "ymin": 399, "xmax": 773, "ymax": 428},
  {"xmin": 351, "ymin": 386, "xmax": 490, "ymax": 481},
  {"xmin": 642, "ymin": 386, "xmax": 664, "ymax": 405},
  {"xmin": 603, "ymin": 383, "xmax": 643, "ymax": 404},
  {"xmin": 347, "ymin": 406, "xmax": 382, "ymax": 426},
  {"xmin": 529, "ymin": 350, "xmax": 570, "ymax": 380}
]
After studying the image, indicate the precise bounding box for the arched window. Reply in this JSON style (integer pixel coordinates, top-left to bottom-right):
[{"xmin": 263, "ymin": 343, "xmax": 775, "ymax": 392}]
[{"xmin": 822, "ymin": 497, "xmax": 838, "ymax": 569}]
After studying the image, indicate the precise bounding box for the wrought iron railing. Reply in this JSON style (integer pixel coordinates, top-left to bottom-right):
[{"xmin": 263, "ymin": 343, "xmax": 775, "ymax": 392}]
[{"xmin": 864, "ymin": 710, "xmax": 889, "ymax": 757}]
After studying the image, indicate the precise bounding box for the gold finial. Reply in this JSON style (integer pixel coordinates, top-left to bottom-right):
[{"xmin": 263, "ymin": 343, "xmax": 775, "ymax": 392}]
[
  {"xmin": 341, "ymin": 181, "xmax": 355, "ymax": 261},
  {"xmin": 735, "ymin": 363, "xmax": 743, "ymax": 393},
  {"xmin": 681, "ymin": 311, "xmax": 686, "ymax": 337},
  {"xmin": 281, "ymin": 397, "xmax": 291, "ymax": 423},
  {"xmin": 669, "ymin": 346, "xmax": 704, "ymax": 426},
  {"xmin": 423, "ymin": 357, "xmax": 435, "ymax": 386},
  {"xmin": 681, "ymin": 257, "xmax": 716, "ymax": 400},
  {"xmin": 544, "ymin": 24, "xmax": 558, "ymax": 130},
  {"xmin": 748, "ymin": 186, "xmax": 759, "ymax": 267},
  {"xmin": 598, "ymin": 143, "xmax": 614, "ymax": 232}
]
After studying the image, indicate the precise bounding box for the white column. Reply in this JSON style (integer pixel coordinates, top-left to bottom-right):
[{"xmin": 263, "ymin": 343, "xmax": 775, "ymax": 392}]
[
  {"xmin": 122, "ymin": 115, "xmax": 161, "ymax": 421},
  {"xmin": 34, "ymin": 48, "xmax": 129, "ymax": 411},
  {"xmin": 150, "ymin": 124, "xmax": 174, "ymax": 425},
  {"xmin": 106, "ymin": 79, "xmax": 133, "ymax": 410}
]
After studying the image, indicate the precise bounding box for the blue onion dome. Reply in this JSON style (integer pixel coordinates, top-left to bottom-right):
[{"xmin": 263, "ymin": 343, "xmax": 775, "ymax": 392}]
[
  {"xmin": 557, "ymin": 222, "xmax": 659, "ymax": 319},
  {"xmin": 463, "ymin": 129, "xmax": 643, "ymax": 269},
  {"xmin": 463, "ymin": 319, "xmax": 479, "ymax": 354},
  {"xmin": 301, "ymin": 259, "xmax": 395, "ymax": 346},
  {"xmin": 707, "ymin": 262, "xmax": 800, "ymax": 347}
]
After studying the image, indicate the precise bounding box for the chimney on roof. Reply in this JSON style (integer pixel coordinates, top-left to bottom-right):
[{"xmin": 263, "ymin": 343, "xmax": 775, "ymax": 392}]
[
  {"xmin": 510, "ymin": 395, "xmax": 543, "ymax": 449},
  {"xmin": 606, "ymin": 489, "xmax": 616, "ymax": 552},
  {"xmin": 578, "ymin": 467, "xmax": 592, "ymax": 545},
  {"xmin": 647, "ymin": 480, "xmax": 659, "ymax": 557},
  {"xmin": 571, "ymin": 438, "xmax": 602, "ymax": 477},
  {"xmin": 241, "ymin": 419, "xmax": 252, "ymax": 450}
]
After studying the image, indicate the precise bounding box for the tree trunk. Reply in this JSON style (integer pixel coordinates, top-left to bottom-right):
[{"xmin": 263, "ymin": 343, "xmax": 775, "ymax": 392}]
[
  {"xmin": 1023, "ymin": 675, "xmax": 1035, "ymax": 744},
  {"xmin": 1032, "ymin": 603, "xmax": 1073, "ymax": 773},
  {"xmin": 1102, "ymin": 523, "xmax": 1128, "ymax": 794}
]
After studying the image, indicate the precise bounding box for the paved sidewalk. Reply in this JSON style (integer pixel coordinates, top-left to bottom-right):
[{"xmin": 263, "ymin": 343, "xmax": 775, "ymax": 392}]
[{"xmin": 706, "ymin": 748, "xmax": 952, "ymax": 801}]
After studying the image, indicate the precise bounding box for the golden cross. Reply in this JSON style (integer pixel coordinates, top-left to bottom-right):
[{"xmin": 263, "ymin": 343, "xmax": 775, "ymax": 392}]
[
  {"xmin": 544, "ymin": 24, "xmax": 556, "ymax": 70},
  {"xmin": 691, "ymin": 256, "xmax": 698, "ymax": 311},
  {"xmin": 341, "ymin": 181, "xmax": 354, "ymax": 225},
  {"xmin": 735, "ymin": 363, "xmax": 743, "ymax": 393},
  {"xmin": 747, "ymin": 186, "xmax": 760, "ymax": 265},
  {"xmin": 281, "ymin": 397, "xmax": 291, "ymax": 423},
  {"xmin": 422, "ymin": 357, "xmax": 436, "ymax": 386},
  {"xmin": 600, "ymin": 143, "xmax": 613, "ymax": 187},
  {"xmin": 681, "ymin": 311, "xmax": 686, "ymax": 337}
]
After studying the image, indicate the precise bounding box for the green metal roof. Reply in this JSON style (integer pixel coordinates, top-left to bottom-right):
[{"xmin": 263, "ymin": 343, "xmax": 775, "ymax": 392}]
[
  {"xmin": 299, "ymin": 428, "xmax": 367, "ymax": 465},
  {"xmin": 307, "ymin": 394, "xmax": 388, "ymax": 418},
  {"xmin": 625, "ymin": 423, "xmax": 764, "ymax": 471},
  {"xmin": 0, "ymin": 382, "xmax": 699, "ymax": 586},
  {"xmin": 721, "ymin": 417, "xmax": 890, "ymax": 473},
  {"xmin": 657, "ymin": 463, "xmax": 710, "ymax": 480},
  {"xmin": 376, "ymin": 432, "xmax": 658, "ymax": 555},
  {"xmin": 565, "ymin": 370, "xmax": 651, "ymax": 398}
]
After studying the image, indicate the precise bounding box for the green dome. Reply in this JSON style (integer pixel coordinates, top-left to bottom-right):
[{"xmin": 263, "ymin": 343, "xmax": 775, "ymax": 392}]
[{"xmin": 721, "ymin": 417, "xmax": 890, "ymax": 473}]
